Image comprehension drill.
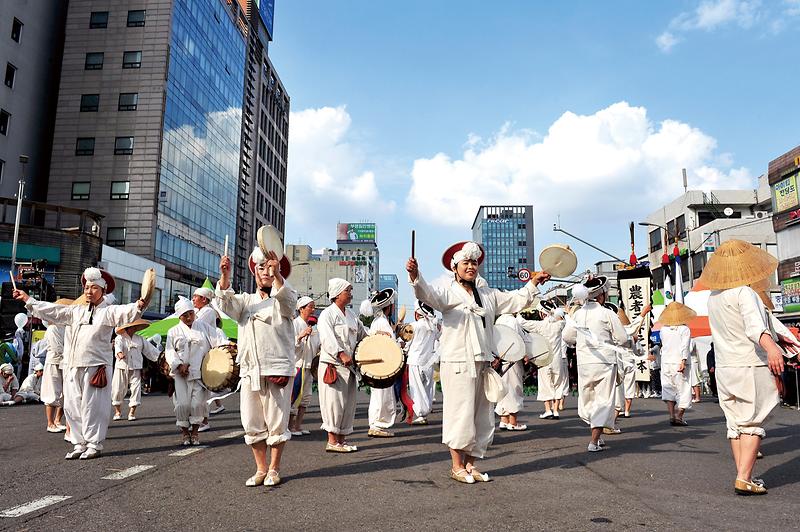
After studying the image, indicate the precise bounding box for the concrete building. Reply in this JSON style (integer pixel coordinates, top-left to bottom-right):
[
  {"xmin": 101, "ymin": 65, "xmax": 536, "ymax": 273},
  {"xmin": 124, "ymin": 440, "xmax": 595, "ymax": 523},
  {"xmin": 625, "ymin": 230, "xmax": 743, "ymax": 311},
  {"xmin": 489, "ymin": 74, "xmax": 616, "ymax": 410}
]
[
  {"xmin": 471, "ymin": 205, "xmax": 534, "ymax": 290},
  {"xmin": 286, "ymin": 244, "xmax": 357, "ymax": 309},
  {"xmin": 768, "ymin": 145, "xmax": 800, "ymax": 321},
  {"xmin": 642, "ymin": 176, "xmax": 777, "ymax": 300},
  {"xmin": 0, "ymin": 1, "xmax": 68, "ymax": 200},
  {"xmin": 99, "ymin": 244, "xmax": 166, "ymax": 313}
]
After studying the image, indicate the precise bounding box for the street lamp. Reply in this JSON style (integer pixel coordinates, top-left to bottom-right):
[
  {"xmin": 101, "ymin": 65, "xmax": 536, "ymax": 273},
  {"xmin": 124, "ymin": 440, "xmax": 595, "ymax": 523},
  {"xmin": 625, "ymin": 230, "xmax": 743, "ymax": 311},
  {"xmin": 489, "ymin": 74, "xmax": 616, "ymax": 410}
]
[{"xmin": 638, "ymin": 221, "xmax": 694, "ymax": 284}]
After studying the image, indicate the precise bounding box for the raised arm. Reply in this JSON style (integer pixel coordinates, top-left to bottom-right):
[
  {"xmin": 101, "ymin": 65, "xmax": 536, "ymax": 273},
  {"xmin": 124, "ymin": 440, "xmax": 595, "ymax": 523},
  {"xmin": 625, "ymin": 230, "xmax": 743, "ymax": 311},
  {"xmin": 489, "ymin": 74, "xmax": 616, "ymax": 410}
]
[
  {"xmin": 23, "ymin": 299, "xmax": 76, "ymax": 326},
  {"xmin": 140, "ymin": 336, "xmax": 161, "ymax": 362},
  {"xmin": 493, "ymin": 281, "xmax": 541, "ymax": 316}
]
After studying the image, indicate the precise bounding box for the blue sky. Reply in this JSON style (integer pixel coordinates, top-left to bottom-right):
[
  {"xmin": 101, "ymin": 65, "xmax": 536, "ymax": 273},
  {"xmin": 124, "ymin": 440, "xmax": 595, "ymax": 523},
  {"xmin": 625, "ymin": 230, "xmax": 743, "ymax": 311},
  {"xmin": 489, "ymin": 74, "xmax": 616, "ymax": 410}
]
[{"xmin": 269, "ymin": 0, "xmax": 800, "ymax": 307}]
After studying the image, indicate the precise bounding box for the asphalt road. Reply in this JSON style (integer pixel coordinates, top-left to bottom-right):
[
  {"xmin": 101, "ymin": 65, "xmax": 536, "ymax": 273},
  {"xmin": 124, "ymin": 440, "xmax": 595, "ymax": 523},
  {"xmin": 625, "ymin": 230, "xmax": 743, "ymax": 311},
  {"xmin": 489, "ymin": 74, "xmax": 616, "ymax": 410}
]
[{"xmin": 2, "ymin": 389, "xmax": 800, "ymax": 531}]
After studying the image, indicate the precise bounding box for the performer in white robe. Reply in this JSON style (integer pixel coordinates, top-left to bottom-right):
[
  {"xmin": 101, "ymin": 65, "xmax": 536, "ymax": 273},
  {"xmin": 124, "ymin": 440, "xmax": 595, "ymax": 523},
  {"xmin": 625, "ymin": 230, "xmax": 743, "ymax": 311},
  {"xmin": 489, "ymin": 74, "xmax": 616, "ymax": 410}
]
[
  {"xmin": 406, "ymin": 301, "xmax": 439, "ymax": 424},
  {"xmin": 700, "ymin": 239, "xmax": 800, "ymax": 495},
  {"xmin": 112, "ymin": 319, "xmax": 159, "ymax": 421},
  {"xmin": 521, "ymin": 304, "xmax": 566, "ymax": 421},
  {"xmin": 0, "ymin": 363, "xmax": 19, "ymax": 404},
  {"xmin": 688, "ymin": 339, "xmax": 702, "ymax": 403},
  {"xmin": 289, "ymin": 296, "xmax": 320, "ymax": 436},
  {"xmin": 364, "ymin": 288, "xmax": 400, "ymax": 437},
  {"xmin": 40, "ymin": 311, "xmax": 69, "ymax": 433},
  {"xmin": 407, "ymin": 241, "xmax": 547, "ymax": 484},
  {"xmin": 562, "ymin": 276, "xmax": 629, "ymax": 452},
  {"xmin": 14, "ymin": 267, "xmax": 146, "ymax": 459},
  {"xmin": 494, "ymin": 313, "xmax": 530, "ymax": 430},
  {"xmin": 658, "ymin": 302, "xmax": 696, "ymax": 426},
  {"xmin": 216, "ymin": 248, "xmax": 296, "ymax": 487},
  {"xmin": 192, "ymin": 286, "xmax": 224, "ymax": 423},
  {"xmin": 317, "ymin": 278, "xmax": 366, "ymax": 453},
  {"xmin": 13, "ymin": 363, "xmax": 43, "ymax": 403}
]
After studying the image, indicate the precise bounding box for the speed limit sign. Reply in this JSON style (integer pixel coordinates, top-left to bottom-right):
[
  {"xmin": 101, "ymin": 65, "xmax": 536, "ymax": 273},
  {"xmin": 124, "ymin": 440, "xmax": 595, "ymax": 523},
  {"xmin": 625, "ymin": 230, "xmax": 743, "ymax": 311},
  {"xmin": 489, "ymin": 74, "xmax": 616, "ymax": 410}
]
[{"xmin": 517, "ymin": 268, "xmax": 531, "ymax": 282}]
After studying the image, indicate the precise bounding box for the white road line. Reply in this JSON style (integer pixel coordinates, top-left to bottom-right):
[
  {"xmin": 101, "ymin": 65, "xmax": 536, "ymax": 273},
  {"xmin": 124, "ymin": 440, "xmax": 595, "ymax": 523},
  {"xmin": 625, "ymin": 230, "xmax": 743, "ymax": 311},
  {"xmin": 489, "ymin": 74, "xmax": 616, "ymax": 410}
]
[
  {"xmin": 219, "ymin": 430, "xmax": 244, "ymax": 439},
  {"xmin": 0, "ymin": 496, "xmax": 72, "ymax": 518},
  {"xmin": 169, "ymin": 446, "xmax": 208, "ymax": 457},
  {"xmin": 101, "ymin": 465, "xmax": 155, "ymax": 480}
]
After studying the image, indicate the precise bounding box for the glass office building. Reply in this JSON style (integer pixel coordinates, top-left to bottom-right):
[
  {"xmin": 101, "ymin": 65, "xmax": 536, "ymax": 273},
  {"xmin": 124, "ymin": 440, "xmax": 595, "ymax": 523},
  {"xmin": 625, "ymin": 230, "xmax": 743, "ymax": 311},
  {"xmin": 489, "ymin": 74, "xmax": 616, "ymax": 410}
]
[{"xmin": 471, "ymin": 205, "xmax": 535, "ymax": 291}]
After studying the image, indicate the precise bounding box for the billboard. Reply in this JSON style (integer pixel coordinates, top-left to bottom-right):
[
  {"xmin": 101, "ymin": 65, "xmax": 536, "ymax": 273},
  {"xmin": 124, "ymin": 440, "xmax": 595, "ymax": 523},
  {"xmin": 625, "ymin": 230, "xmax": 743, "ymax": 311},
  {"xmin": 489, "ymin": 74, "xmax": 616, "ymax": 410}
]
[
  {"xmin": 254, "ymin": 0, "xmax": 275, "ymax": 38},
  {"xmin": 774, "ymin": 173, "xmax": 799, "ymax": 213},
  {"xmin": 782, "ymin": 278, "xmax": 800, "ymax": 314},
  {"xmin": 337, "ymin": 223, "xmax": 376, "ymax": 243}
]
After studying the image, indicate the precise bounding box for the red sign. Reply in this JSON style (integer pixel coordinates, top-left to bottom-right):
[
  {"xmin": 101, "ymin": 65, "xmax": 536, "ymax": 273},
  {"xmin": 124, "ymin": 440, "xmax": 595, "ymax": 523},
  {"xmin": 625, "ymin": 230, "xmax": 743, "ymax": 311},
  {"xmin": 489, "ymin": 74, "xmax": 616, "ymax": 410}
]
[
  {"xmin": 517, "ymin": 268, "xmax": 531, "ymax": 282},
  {"xmin": 338, "ymin": 261, "xmax": 356, "ymax": 266}
]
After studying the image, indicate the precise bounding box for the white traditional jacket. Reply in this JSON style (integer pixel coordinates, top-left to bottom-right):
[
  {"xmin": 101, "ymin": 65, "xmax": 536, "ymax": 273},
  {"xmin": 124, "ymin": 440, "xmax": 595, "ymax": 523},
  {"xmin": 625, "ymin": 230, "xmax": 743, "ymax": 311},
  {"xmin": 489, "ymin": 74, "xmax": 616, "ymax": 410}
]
[
  {"xmin": 563, "ymin": 301, "xmax": 629, "ymax": 365},
  {"xmin": 114, "ymin": 334, "xmax": 160, "ymax": 370},
  {"xmin": 293, "ymin": 316, "xmax": 320, "ymax": 369},
  {"xmin": 406, "ymin": 317, "xmax": 439, "ymax": 368},
  {"xmin": 659, "ymin": 325, "xmax": 691, "ymax": 365},
  {"xmin": 44, "ymin": 325, "xmax": 65, "ymax": 367},
  {"xmin": 165, "ymin": 320, "xmax": 226, "ymax": 380},
  {"xmin": 317, "ymin": 304, "xmax": 366, "ymax": 366}
]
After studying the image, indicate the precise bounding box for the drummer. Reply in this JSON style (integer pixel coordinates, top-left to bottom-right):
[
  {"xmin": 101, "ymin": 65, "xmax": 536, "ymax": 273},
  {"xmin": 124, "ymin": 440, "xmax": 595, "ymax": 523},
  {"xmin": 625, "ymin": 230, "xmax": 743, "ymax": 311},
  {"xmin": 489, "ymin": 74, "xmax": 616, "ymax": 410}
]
[
  {"xmin": 112, "ymin": 319, "xmax": 159, "ymax": 421},
  {"xmin": 317, "ymin": 278, "xmax": 367, "ymax": 453},
  {"xmin": 406, "ymin": 301, "xmax": 439, "ymax": 425},
  {"xmin": 289, "ymin": 296, "xmax": 320, "ymax": 436},
  {"xmin": 407, "ymin": 241, "xmax": 548, "ymax": 484},
  {"xmin": 364, "ymin": 288, "xmax": 400, "ymax": 438},
  {"xmin": 165, "ymin": 298, "xmax": 227, "ymax": 446},
  {"xmin": 192, "ymin": 286, "xmax": 225, "ymax": 420},
  {"xmin": 216, "ymin": 248, "xmax": 297, "ymax": 487},
  {"xmin": 520, "ymin": 301, "xmax": 566, "ymax": 421}
]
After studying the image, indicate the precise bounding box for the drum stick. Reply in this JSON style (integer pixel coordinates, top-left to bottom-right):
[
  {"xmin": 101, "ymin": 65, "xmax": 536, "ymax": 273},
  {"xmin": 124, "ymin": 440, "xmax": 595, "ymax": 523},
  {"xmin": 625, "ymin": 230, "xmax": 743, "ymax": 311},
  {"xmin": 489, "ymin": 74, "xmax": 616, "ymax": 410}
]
[
  {"xmin": 357, "ymin": 358, "xmax": 384, "ymax": 365},
  {"xmin": 224, "ymin": 235, "xmax": 229, "ymax": 257},
  {"xmin": 411, "ymin": 230, "xmax": 415, "ymax": 259},
  {"xmin": 9, "ymin": 271, "xmax": 16, "ymax": 291},
  {"xmin": 498, "ymin": 344, "xmax": 512, "ymax": 360}
]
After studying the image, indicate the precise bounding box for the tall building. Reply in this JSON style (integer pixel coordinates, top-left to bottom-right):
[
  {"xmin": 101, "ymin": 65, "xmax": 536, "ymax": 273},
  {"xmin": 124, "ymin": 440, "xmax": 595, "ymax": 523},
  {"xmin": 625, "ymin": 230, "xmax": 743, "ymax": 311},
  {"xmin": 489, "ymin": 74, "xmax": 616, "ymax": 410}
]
[
  {"xmin": 336, "ymin": 223, "xmax": 379, "ymax": 305},
  {"xmin": 471, "ymin": 205, "xmax": 535, "ymax": 290},
  {"xmin": 44, "ymin": 0, "xmax": 287, "ymax": 307},
  {"xmin": 0, "ymin": 1, "xmax": 68, "ymax": 200},
  {"xmin": 767, "ymin": 145, "xmax": 800, "ymax": 321}
]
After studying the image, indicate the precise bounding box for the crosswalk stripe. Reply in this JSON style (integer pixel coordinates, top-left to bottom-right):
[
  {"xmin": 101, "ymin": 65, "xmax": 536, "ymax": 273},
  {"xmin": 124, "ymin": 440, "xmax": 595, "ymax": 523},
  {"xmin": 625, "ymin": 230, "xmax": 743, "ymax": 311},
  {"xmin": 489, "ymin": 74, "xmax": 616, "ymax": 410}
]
[
  {"xmin": 0, "ymin": 496, "xmax": 71, "ymax": 518},
  {"xmin": 101, "ymin": 465, "xmax": 155, "ymax": 480},
  {"xmin": 169, "ymin": 446, "xmax": 208, "ymax": 457},
  {"xmin": 218, "ymin": 430, "xmax": 244, "ymax": 439}
]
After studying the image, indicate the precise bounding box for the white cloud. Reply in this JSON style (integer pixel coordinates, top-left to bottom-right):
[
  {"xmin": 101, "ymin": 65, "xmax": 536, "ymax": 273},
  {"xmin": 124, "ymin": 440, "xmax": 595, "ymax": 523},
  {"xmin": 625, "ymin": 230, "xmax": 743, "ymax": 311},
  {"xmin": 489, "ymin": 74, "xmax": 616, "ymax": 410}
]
[
  {"xmin": 286, "ymin": 106, "xmax": 395, "ymax": 240},
  {"xmin": 656, "ymin": 31, "xmax": 681, "ymax": 52},
  {"xmin": 406, "ymin": 102, "xmax": 753, "ymax": 231}
]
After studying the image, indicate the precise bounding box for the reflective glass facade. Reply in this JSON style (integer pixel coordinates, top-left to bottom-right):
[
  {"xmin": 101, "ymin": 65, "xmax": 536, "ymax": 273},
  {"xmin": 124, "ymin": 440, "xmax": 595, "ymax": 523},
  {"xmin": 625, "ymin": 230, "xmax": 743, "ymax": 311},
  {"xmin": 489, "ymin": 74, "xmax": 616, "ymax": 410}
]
[
  {"xmin": 156, "ymin": 0, "xmax": 245, "ymax": 276},
  {"xmin": 472, "ymin": 206, "xmax": 535, "ymax": 291}
]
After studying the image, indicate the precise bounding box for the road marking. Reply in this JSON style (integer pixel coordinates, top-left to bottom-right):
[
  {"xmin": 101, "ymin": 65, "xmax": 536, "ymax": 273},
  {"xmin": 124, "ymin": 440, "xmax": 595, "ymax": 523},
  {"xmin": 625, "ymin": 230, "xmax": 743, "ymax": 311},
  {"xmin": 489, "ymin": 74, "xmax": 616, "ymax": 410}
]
[
  {"xmin": 0, "ymin": 496, "xmax": 72, "ymax": 518},
  {"xmin": 169, "ymin": 446, "xmax": 208, "ymax": 457},
  {"xmin": 219, "ymin": 430, "xmax": 244, "ymax": 439},
  {"xmin": 101, "ymin": 465, "xmax": 155, "ymax": 480}
]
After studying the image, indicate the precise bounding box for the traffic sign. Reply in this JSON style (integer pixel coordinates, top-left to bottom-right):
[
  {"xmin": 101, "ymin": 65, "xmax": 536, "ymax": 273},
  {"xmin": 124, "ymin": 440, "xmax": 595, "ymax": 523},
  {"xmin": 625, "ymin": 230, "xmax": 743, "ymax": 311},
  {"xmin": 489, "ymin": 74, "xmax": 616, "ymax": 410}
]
[{"xmin": 517, "ymin": 268, "xmax": 531, "ymax": 282}]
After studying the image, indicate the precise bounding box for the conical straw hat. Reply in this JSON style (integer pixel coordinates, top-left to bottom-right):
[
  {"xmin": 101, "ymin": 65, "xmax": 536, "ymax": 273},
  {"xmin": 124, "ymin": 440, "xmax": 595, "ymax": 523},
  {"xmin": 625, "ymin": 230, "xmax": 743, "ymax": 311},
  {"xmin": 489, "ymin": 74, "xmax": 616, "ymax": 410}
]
[
  {"xmin": 658, "ymin": 302, "xmax": 697, "ymax": 327},
  {"xmin": 750, "ymin": 277, "xmax": 775, "ymax": 311},
  {"xmin": 698, "ymin": 239, "xmax": 778, "ymax": 290}
]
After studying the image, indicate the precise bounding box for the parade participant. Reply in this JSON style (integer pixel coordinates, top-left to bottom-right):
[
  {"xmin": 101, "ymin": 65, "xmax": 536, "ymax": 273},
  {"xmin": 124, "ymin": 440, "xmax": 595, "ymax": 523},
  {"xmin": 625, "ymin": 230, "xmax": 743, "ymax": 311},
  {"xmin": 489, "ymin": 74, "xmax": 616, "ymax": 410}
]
[
  {"xmin": 1, "ymin": 363, "xmax": 20, "ymax": 405},
  {"xmin": 112, "ymin": 319, "xmax": 159, "ymax": 421},
  {"xmin": 216, "ymin": 248, "xmax": 296, "ymax": 487},
  {"xmin": 521, "ymin": 303, "xmax": 566, "ymax": 421},
  {"xmin": 407, "ymin": 241, "xmax": 548, "ymax": 484},
  {"xmin": 363, "ymin": 289, "xmax": 400, "ymax": 437},
  {"xmin": 192, "ymin": 286, "xmax": 225, "ymax": 423},
  {"xmin": 165, "ymin": 299, "xmax": 227, "ymax": 447},
  {"xmin": 699, "ymin": 239, "xmax": 792, "ymax": 495},
  {"xmin": 689, "ymin": 339, "xmax": 702, "ymax": 403},
  {"xmin": 13, "ymin": 363, "xmax": 43, "ymax": 403},
  {"xmin": 658, "ymin": 302, "xmax": 696, "ymax": 426},
  {"xmin": 318, "ymin": 278, "xmax": 366, "ymax": 452},
  {"xmin": 13, "ymin": 267, "xmax": 146, "ymax": 459},
  {"xmin": 562, "ymin": 276, "xmax": 629, "ymax": 452},
  {"xmin": 405, "ymin": 300, "xmax": 439, "ymax": 425},
  {"xmin": 39, "ymin": 313, "xmax": 69, "ymax": 432},
  {"xmin": 494, "ymin": 313, "xmax": 531, "ymax": 430},
  {"xmin": 289, "ymin": 296, "xmax": 319, "ymax": 436}
]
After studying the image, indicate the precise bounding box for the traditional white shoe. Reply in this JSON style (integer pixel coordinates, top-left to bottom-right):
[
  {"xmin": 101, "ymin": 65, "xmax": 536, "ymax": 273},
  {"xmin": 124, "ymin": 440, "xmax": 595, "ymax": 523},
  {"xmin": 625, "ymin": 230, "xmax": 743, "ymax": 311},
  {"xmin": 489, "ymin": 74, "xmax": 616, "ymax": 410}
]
[
  {"xmin": 112, "ymin": 413, "xmax": 122, "ymax": 421},
  {"xmin": 65, "ymin": 447, "xmax": 85, "ymax": 460},
  {"xmin": 127, "ymin": 415, "xmax": 137, "ymax": 421},
  {"xmin": 210, "ymin": 405, "xmax": 226, "ymax": 415},
  {"xmin": 412, "ymin": 417, "xmax": 428, "ymax": 425},
  {"xmin": 588, "ymin": 442, "xmax": 603, "ymax": 452},
  {"xmin": 552, "ymin": 412, "xmax": 560, "ymax": 419},
  {"xmin": 290, "ymin": 430, "xmax": 303, "ymax": 436},
  {"xmin": 498, "ymin": 422, "xmax": 509, "ymax": 429},
  {"xmin": 301, "ymin": 430, "xmax": 311, "ymax": 435},
  {"xmin": 598, "ymin": 438, "xmax": 606, "ymax": 447},
  {"xmin": 508, "ymin": 424, "xmax": 528, "ymax": 431},
  {"xmin": 47, "ymin": 426, "xmax": 62, "ymax": 433},
  {"xmin": 264, "ymin": 470, "xmax": 281, "ymax": 487},
  {"xmin": 539, "ymin": 412, "xmax": 554, "ymax": 419},
  {"xmin": 79, "ymin": 448, "xmax": 101, "ymax": 460},
  {"xmin": 55, "ymin": 424, "xmax": 67, "ymax": 431},
  {"xmin": 198, "ymin": 423, "xmax": 210, "ymax": 432}
]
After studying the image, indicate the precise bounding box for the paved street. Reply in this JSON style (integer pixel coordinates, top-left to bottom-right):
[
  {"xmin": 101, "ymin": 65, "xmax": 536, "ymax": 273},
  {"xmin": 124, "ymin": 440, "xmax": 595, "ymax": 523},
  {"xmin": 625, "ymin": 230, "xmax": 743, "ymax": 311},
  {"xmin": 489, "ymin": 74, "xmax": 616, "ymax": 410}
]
[{"xmin": 2, "ymin": 390, "xmax": 800, "ymax": 531}]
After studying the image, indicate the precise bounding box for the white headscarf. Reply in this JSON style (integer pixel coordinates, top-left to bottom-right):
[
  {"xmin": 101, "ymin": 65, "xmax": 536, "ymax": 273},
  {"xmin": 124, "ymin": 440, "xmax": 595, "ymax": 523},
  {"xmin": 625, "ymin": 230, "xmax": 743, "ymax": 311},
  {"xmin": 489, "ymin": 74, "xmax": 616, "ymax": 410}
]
[
  {"xmin": 174, "ymin": 297, "xmax": 195, "ymax": 317},
  {"xmin": 83, "ymin": 267, "xmax": 106, "ymax": 289},
  {"xmin": 193, "ymin": 287, "xmax": 214, "ymax": 301},
  {"xmin": 451, "ymin": 241, "xmax": 482, "ymax": 268},
  {"xmin": 0, "ymin": 363, "xmax": 12, "ymax": 375},
  {"xmin": 296, "ymin": 296, "xmax": 314, "ymax": 310},
  {"xmin": 328, "ymin": 278, "xmax": 351, "ymax": 301},
  {"xmin": 250, "ymin": 247, "xmax": 267, "ymax": 266},
  {"xmin": 571, "ymin": 284, "xmax": 589, "ymax": 305},
  {"xmin": 34, "ymin": 362, "xmax": 44, "ymax": 372}
]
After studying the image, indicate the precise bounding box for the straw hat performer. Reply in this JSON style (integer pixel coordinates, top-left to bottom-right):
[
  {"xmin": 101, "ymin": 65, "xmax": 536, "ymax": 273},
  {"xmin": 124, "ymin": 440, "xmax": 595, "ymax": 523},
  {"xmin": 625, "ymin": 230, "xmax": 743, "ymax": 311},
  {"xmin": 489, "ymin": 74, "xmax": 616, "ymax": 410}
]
[
  {"xmin": 406, "ymin": 241, "xmax": 549, "ymax": 484},
  {"xmin": 216, "ymin": 248, "xmax": 297, "ymax": 487},
  {"xmin": 658, "ymin": 302, "xmax": 697, "ymax": 427},
  {"xmin": 699, "ymin": 239, "xmax": 793, "ymax": 496},
  {"xmin": 112, "ymin": 319, "xmax": 158, "ymax": 421},
  {"xmin": 13, "ymin": 268, "xmax": 147, "ymax": 459}
]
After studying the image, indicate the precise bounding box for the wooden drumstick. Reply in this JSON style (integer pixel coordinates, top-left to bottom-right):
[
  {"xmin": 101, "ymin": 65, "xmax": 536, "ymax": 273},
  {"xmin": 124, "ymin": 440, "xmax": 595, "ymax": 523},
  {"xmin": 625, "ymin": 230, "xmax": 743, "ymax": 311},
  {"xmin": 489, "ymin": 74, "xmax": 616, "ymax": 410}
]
[
  {"xmin": 357, "ymin": 358, "xmax": 384, "ymax": 365},
  {"xmin": 411, "ymin": 230, "xmax": 415, "ymax": 259},
  {"xmin": 9, "ymin": 271, "xmax": 16, "ymax": 291}
]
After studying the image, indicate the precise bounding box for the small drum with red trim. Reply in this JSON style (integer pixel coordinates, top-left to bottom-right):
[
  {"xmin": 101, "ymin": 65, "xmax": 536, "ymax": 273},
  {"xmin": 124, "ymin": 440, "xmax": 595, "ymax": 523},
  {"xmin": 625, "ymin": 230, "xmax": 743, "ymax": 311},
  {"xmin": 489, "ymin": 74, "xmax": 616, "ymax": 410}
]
[
  {"xmin": 355, "ymin": 335, "xmax": 404, "ymax": 389},
  {"xmin": 201, "ymin": 345, "xmax": 240, "ymax": 392}
]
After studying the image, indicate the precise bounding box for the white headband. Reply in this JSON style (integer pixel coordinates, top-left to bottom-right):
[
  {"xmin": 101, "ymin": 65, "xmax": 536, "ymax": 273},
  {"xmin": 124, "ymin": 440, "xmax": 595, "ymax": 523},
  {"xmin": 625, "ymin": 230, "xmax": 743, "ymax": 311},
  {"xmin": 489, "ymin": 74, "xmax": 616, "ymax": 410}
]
[
  {"xmin": 451, "ymin": 242, "xmax": 482, "ymax": 268},
  {"xmin": 193, "ymin": 287, "xmax": 214, "ymax": 301},
  {"xmin": 83, "ymin": 267, "xmax": 106, "ymax": 289},
  {"xmin": 328, "ymin": 278, "xmax": 351, "ymax": 301},
  {"xmin": 174, "ymin": 297, "xmax": 195, "ymax": 317},
  {"xmin": 296, "ymin": 296, "xmax": 314, "ymax": 310}
]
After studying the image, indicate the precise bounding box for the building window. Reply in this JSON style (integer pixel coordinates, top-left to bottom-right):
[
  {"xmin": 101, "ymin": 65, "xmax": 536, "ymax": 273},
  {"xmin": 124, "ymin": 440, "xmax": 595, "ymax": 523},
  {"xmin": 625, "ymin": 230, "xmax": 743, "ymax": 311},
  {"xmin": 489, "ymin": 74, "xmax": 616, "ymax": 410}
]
[
  {"xmin": 80, "ymin": 94, "xmax": 99, "ymax": 112},
  {"xmin": 71, "ymin": 182, "xmax": 90, "ymax": 200},
  {"xmin": 89, "ymin": 11, "xmax": 108, "ymax": 29},
  {"xmin": 517, "ymin": 240, "xmax": 526, "ymax": 246},
  {"xmin": 11, "ymin": 18, "xmax": 22, "ymax": 43},
  {"xmin": 649, "ymin": 229, "xmax": 662, "ymax": 253},
  {"xmin": 110, "ymin": 181, "xmax": 130, "ymax": 200},
  {"xmin": 127, "ymin": 10, "xmax": 146, "ymax": 27},
  {"xmin": 118, "ymin": 92, "xmax": 138, "ymax": 111},
  {"xmin": 0, "ymin": 109, "xmax": 9, "ymax": 135},
  {"xmin": 114, "ymin": 136, "xmax": 134, "ymax": 155},
  {"xmin": 85, "ymin": 52, "xmax": 104, "ymax": 70},
  {"xmin": 0, "ymin": 159, "xmax": 4, "ymax": 183},
  {"xmin": 4, "ymin": 63, "xmax": 16, "ymax": 88},
  {"xmin": 676, "ymin": 214, "xmax": 686, "ymax": 239},
  {"xmin": 107, "ymin": 227, "xmax": 126, "ymax": 247},
  {"xmin": 75, "ymin": 137, "xmax": 95, "ymax": 156},
  {"xmin": 122, "ymin": 51, "xmax": 142, "ymax": 69}
]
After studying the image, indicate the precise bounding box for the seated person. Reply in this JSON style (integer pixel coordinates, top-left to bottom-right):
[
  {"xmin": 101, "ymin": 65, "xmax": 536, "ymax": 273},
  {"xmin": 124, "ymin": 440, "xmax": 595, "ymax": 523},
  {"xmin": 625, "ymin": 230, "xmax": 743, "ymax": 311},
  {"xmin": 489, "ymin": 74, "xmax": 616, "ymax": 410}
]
[
  {"xmin": 1, "ymin": 363, "xmax": 20, "ymax": 405},
  {"xmin": 14, "ymin": 363, "xmax": 44, "ymax": 404}
]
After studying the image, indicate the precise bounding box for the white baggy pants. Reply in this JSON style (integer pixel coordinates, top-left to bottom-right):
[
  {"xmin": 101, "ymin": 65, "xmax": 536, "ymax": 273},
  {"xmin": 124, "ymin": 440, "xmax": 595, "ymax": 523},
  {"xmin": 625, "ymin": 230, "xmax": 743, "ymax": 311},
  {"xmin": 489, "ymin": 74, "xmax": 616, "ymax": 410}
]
[
  {"xmin": 408, "ymin": 365, "xmax": 435, "ymax": 418},
  {"xmin": 577, "ymin": 363, "xmax": 617, "ymax": 430},
  {"xmin": 368, "ymin": 385, "xmax": 396, "ymax": 429},
  {"xmin": 440, "ymin": 361, "xmax": 494, "ymax": 459},
  {"xmin": 64, "ymin": 366, "xmax": 113, "ymax": 451},
  {"xmin": 240, "ymin": 375, "xmax": 293, "ymax": 446},
  {"xmin": 173, "ymin": 376, "xmax": 207, "ymax": 428},
  {"xmin": 318, "ymin": 363, "xmax": 357, "ymax": 436},
  {"xmin": 496, "ymin": 362, "xmax": 524, "ymax": 416},
  {"xmin": 111, "ymin": 368, "xmax": 142, "ymax": 407}
]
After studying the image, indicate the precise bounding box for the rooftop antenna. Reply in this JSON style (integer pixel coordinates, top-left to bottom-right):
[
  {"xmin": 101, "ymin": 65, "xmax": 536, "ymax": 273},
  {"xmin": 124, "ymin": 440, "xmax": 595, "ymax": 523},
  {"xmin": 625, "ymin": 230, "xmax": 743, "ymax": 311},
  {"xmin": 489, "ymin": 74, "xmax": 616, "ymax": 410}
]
[{"xmin": 682, "ymin": 168, "xmax": 688, "ymax": 194}]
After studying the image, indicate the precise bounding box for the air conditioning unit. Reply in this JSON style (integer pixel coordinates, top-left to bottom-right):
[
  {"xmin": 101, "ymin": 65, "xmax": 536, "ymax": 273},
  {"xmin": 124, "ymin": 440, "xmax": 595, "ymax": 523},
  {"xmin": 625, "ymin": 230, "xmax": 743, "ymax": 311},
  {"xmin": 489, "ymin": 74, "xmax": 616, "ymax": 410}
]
[{"xmin": 754, "ymin": 211, "xmax": 770, "ymax": 219}]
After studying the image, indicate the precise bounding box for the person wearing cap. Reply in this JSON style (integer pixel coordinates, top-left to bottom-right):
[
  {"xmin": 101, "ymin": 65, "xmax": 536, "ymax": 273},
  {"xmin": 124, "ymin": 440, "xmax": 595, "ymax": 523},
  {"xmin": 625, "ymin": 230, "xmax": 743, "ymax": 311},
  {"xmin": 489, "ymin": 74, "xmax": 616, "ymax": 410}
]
[
  {"xmin": 562, "ymin": 276, "xmax": 629, "ymax": 452},
  {"xmin": 363, "ymin": 288, "xmax": 400, "ymax": 437},
  {"xmin": 700, "ymin": 239, "xmax": 799, "ymax": 496},
  {"xmin": 657, "ymin": 302, "xmax": 695, "ymax": 426},
  {"xmin": 289, "ymin": 296, "xmax": 320, "ymax": 436},
  {"xmin": 216, "ymin": 247, "xmax": 297, "ymax": 487},
  {"xmin": 0, "ymin": 363, "xmax": 20, "ymax": 405},
  {"xmin": 112, "ymin": 319, "xmax": 159, "ymax": 421},
  {"xmin": 405, "ymin": 300, "xmax": 439, "ymax": 425},
  {"xmin": 317, "ymin": 277, "xmax": 367, "ymax": 453},
  {"xmin": 406, "ymin": 241, "xmax": 548, "ymax": 484},
  {"xmin": 520, "ymin": 303, "xmax": 566, "ymax": 421},
  {"xmin": 165, "ymin": 298, "xmax": 227, "ymax": 446},
  {"xmin": 13, "ymin": 267, "xmax": 146, "ymax": 459},
  {"xmin": 192, "ymin": 285, "xmax": 225, "ymax": 424},
  {"xmin": 39, "ymin": 312, "xmax": 69, "ymax": 433},
  {"xmin": 12, "ymin": 363, "xmax": 44, "ymax": 403}
]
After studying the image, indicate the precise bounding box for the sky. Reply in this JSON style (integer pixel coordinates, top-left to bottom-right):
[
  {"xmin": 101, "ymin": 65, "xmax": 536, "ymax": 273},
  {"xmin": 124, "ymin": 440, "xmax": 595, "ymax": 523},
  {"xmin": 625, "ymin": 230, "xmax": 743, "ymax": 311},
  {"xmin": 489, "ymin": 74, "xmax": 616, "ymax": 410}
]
[{"xmin": 268, "ymin": 0, "xmax": 800, "ymax": 308}]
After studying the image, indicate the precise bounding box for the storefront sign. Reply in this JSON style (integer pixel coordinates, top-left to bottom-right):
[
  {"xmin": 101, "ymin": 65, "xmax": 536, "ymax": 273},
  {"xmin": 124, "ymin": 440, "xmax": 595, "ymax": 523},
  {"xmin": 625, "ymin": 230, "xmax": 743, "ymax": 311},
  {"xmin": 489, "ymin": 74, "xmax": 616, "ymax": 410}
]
[
  {"xmin": 774, "ymin": 174, "xmax": 799, "ymax": 213},
  {"xmin": 781, "ymin": 278, "xmax": 800, "ymax": 314},
  {"xmin": 772, "ymin": 208, "xmax": 800, "ymax": 232}
]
